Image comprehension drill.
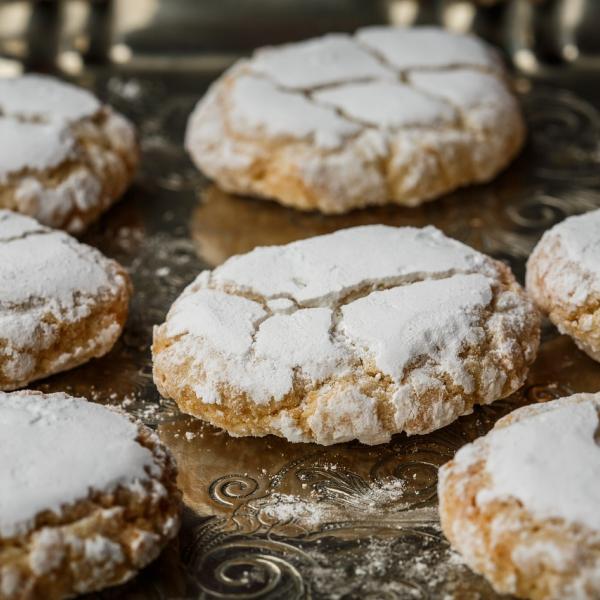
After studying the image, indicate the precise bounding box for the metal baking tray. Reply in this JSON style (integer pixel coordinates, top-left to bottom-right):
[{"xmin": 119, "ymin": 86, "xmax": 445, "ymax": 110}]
[{"xmin": 6, "ymin": 3, "xmax": 598, "ymax": 598}]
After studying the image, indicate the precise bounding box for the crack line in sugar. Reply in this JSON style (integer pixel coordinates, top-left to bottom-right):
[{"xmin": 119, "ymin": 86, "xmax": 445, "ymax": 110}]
[{"xmin": 0, "ymin": 228, "xmax": 51, "ymax": 244}]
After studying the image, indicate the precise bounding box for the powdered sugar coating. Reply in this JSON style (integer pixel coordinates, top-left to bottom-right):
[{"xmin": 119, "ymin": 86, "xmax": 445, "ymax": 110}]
[
  {"xmin": 0, "ymin": 212, "xmax": 121, "ymax": 306},
  {"xmin": 0, "ymin": 210, "xmax": 130, "ymax": 389},
  {"xmin": 355, "ymin": 26, "xmax": 500, "ymax": 71},
  {"xmin": 0, "ymin": 389, "xmax": 181, "ymax": 600},
  {"xmin": 154, "ymin": 225, "xmax": 539, "ymax": 444},
  {"xmin": 313, "ymin": 81, "xmax": 457, "ymax": 128},
  {"xmin": 340, "ymin": 274, "xmax": 492, "ymax": 381},
  {"xmin": 409, "ymin": 69, "xmax": 517, "ymax": 131},
  {"xmin": 409, "ymin": 69, "xmax": 508, "ymax": 110},
  {"xmin": 252, "ymin": 33, "xmax": 393, "ymax": 90},
  {"xmin": 0, "ymin": 75, "xmax": 99, "ymax": 180},
  {"xmin": 0, "ymin": 74, "xmax": 100, "ymax": 122},
  {"xmin": 212, "ymin": 225, "xmax": 493, "ymax": 305},
  {"xmin": 547, "ymin": 209, "xmax": 600, "ymax": 283},
  {"xmin": 0, "ymin": 120, "xmax": 75, "ymax": 182},
  {"xmin": 475, "ymin": 399, "xmax": 600, "ymax": 530},
  {"xmin": 228, "ymin": 75, "xmax": 360, "ymax": 149},
  {"xmin": 186, "ymin": 26, "xmax": 524, "ymax": 213},
  {"xmin": 0, "ymin": 391, "xmax": 156, "ymax": 538}
]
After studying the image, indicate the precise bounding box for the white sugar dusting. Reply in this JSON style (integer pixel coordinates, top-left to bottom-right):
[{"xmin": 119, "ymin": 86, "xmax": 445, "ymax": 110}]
[
  {"xmin": 260, "ymin": 477, "xmax": 407, "ymax": 526},
  {"xmin": 548, "ymin": 209, "xmax": 600, "ymax": 282},
  {"xmin": 476, "ymin": 395, "xmax": 600, "ymax": 530},
  {"xmin": 252, "ymin": 33, "xmax": 393, "ymax": 89},
  {"xmin": 229, "ymin": 75, "xmax": 360, "ymax": 149},
  {"xmin": 0, "ymin": 391, "xmax": 155, "ymax": 538},
  {"xmin": 0, "ymin": 74, "xmax": 100, "ymax": 122}
]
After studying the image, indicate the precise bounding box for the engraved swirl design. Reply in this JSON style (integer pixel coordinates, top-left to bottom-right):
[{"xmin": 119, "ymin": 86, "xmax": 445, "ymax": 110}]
[{"xmin": 209, "ymin": 475, "xmax": 261, "ymax": 508}]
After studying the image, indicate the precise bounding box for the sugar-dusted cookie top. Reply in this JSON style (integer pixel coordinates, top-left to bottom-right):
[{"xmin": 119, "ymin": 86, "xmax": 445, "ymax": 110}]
[
  {"xmin": 185, "ymin": 26, "xmax": 523, "ymax": 213},
  {"xmin": 0, "ymin": 74, "xmax": 100, "ymax": 123},
  {"xmin": 355, "ymin": 26, "xmax": 500, "ymax": 70},
  {"xmin": 540, "ymin": 209, "xmax": 600, "ymax": 284},
  {"xmin": 0, "ymin": 210, "xmax": 126, "ymax": 343},
  {"xmin": 222, "ymin": 28, "xmax": 504, "ymax": 150},
  {"xmin": 452, "ymin": 394, "xmax": 600, "ymax": 530},
  {"xmin": 154, "ymin": 225, "xmax": 540, "ymax": 445},
  {"xmin": 0, "ymin": 120, "xmax": 74, "ymax": 182},
  {"xmin": 0, "ymin": 211, "xmax": 123, "ymax": 307},
  {"xmin": 251, "ymin": 33, "xmax": 394, "ymax": 90},
  {"xmin": 0, "ymin": 75, "xmax": 137, "ymax": 232},
  {"xmin": 210, "ymin": 224, "xmax": 494, "ymax": 304},
  {"xmin": 0, "ymin": 75, "xmax": 100, "ymax": 183},
  {"xmin": 0, "ymin": 391, "xmax": 157, "ymax": 538}
]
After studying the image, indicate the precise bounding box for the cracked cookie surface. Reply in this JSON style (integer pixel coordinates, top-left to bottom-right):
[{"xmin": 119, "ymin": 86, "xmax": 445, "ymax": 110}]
[
  {"xmin": 0, "ymin": 390, "xmax": 181, "ymax": 600},
  {"xmin": 0, "ymin": 210, "xmax": 131, "ymax": 390},
  {"xmin": 527, "ymin": 209, "xmax": 600, "ymax": 363},
  {"xmin": 0, "ymin": 75, "xmax": 138, "ymax": 233},
  {"xmin": 185, "ymin": 26, "xmax": 525, "ymax": 213},
  {"xmin": 438, "ymin": 393, "xmax": 600, "ymax": 600},
  {"xmin": 153, "ymin": 225, "xmax": 539, "ymax": 445}
]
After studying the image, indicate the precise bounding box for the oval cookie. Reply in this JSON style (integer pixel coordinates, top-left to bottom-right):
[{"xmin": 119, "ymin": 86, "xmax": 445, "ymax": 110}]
[
  {"xmin": 185, "ymin": 27, "xmax": 524, "ymax": 213},
  {"xmin": 438, "ymin": 393, "xmax": 600, "ymax": 600},
  {"xmin": 0, "ymin": 75, "xmax": 138, "ymax": 232},
  {"xmin": 0, "ymin": 210, "xmax": 131, "ymax": 390},
  {"xmin": 153, "ymin": 225, "xmax": 540, "ymax": 445},
  {"xmin": 0, "ymin": 390, "xmax": 180, "ymax": 599},
  {"xmin": 527, "ymin": 208, "xmax": 600, "ymax": 362}
]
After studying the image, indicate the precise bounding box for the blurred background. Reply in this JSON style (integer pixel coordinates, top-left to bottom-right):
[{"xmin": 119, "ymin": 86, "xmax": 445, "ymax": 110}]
[{"xmin": 0, "ymin": 0, "xmax": 599, "ymax": 78}]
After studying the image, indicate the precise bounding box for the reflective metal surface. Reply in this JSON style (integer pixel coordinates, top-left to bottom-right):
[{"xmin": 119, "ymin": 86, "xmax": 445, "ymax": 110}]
[{"xmin": 2, "ymin": 2, "xmax": 600, "ymax": 598}]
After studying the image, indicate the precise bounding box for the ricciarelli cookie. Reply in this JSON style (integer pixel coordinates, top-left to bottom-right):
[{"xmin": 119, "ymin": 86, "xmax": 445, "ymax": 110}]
[
  {"xmin": 185, "ymin": 27, "xmax": 524, "ymax": 214},
  {"xmin": 0, "ymin": 390, "xmax": 180, "ymax": 599},
  {"xmin": 153, "ymin": 225, "xmax": 540, "ymax": 445},
  {"xmin": 0, "ymin": 74, "xmax": 138, "ymax": 232},
  {"xmin": 438, "ymin": 393, "xmax": 600, "ymax": 600},
  {"xmin": 527, "ymin": 209, "xmax": 600, "ymax": 362},
  {"xmin": 0, "ymin": 210, "xmax": 131, "ymax": 390}
]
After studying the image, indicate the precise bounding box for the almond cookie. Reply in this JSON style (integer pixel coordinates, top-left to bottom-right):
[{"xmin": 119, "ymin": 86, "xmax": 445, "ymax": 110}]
[
  {"xmin": 153, "ymin": 225, "xmax": 539, "ymax": 445},
  {"xmin": 438, "ymin": 393, "xmax": 600, "ymax": 600},
  {"xmin": 0, "ymin": 74, "xmax": 138, "ymax": 232},
  {"xmin": 185, "ymin": 27, "xmax": 524, "ymax": 214},
  {"xmin": 0, "ymin": 390, "xmax": 181, "ymax": 599},
  {"xmin": 527, "ymin": 209, "xmax": 600, "ymax": 362},
  {"xmin": 0, "ymin": 210, "xmax": 131, "ymax": 390}
]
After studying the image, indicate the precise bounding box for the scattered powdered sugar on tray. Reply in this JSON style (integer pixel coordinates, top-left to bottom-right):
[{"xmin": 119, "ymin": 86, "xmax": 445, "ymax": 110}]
[
  {"xmin": 306, "ymin": 528, "xmax": 478, "ymax": 599},
  {"xmin": 258, "ymin": 477, "xmax": 407, "ymax": 527},
  {"xmin": 261, "ymin": 493, "xmax": 331, "ymax": 527}
]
